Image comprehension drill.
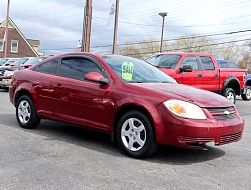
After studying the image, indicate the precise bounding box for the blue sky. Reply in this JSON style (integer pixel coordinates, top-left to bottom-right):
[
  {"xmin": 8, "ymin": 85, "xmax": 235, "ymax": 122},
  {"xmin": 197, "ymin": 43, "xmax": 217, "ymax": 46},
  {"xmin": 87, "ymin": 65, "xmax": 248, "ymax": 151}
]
[{"xmin": 1, "ymin": 0, "xmax": 251, "ymax": 55}]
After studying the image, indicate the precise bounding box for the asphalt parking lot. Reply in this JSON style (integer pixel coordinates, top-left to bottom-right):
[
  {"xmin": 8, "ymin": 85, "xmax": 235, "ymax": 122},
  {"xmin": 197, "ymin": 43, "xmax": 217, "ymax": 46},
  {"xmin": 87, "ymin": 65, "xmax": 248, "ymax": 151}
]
[{"xmin": 0, "ymin": 89, "xmax": 250, "ymax": 190}]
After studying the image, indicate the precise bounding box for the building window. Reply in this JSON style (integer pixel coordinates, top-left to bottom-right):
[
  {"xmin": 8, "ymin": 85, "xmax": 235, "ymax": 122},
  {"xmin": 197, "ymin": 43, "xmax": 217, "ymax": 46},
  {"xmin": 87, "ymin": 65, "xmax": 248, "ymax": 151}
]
[
  {"xmin": 0, "ymin": 39, "xmax": 3, "ymax": 52},
  {"xmin": 11, "ymin": 40, "xmax": 18, "ymax": 53}
]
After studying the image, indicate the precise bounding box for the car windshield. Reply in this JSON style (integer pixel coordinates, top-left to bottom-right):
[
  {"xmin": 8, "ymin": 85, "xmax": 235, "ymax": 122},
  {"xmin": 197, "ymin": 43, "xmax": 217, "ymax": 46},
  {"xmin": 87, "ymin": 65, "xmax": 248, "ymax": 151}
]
[
  {"xmin": 12, "ymin": 58, "xmax": 29, "ymax": 66},
  {"xmin": 146, "ymin": 54, "xmax": 181, "ymax": 69},
  {"xmin": 0, "ymin": 59, "xmax": 8, "ymax": 66},
  {"xmin": 4, "ymin": 60, "xmax": 15, "ymax": 66},
  {"xmin": 103, "ymin": 55, "xmax": 177, "ymax": 83},
  {"xmin": 24, "ymin": 57, "xmax": 46, "ymax": 65},
  {"xmin": 217, "ymin": 60, "xmax": 238, "ymax": 68}
]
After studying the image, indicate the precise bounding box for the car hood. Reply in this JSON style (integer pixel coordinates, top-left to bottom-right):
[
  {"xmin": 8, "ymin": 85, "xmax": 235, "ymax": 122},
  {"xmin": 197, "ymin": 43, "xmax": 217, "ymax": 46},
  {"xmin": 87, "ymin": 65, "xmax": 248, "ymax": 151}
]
[
  {"xmin": 0, "ymin": 66, "xmax": 12, "ymax": 70},
  {"xmin": 131, "ymin": 83, "xmax": 233, "ymax": 108}
]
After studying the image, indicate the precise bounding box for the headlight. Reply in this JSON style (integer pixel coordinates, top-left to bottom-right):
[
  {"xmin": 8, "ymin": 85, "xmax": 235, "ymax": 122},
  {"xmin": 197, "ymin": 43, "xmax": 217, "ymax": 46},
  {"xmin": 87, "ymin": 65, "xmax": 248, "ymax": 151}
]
[
  {"xmin": 163, "ymin": 99, "xmax": 207, "ymax": 120},
  {"xmin": 4, "ymin": 70, "xmax": 14, "ymax": 77}
]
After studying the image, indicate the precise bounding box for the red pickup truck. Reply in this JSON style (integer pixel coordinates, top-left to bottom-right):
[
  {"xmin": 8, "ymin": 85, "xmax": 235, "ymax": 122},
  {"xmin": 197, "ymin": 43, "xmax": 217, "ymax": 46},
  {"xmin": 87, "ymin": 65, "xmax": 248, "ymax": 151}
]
[{"xmin": 146, "ymin": 52, "xmax": 246, "ymax": 103}]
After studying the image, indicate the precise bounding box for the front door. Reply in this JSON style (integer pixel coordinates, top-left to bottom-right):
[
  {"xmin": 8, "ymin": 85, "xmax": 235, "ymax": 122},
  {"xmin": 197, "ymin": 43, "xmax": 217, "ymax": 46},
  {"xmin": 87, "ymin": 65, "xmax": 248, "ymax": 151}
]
[
  {"xmin": 178, "ymin": 56, "xmax": 203, "ymax": 88},
  {"xmin": 54, "ymin": 56, "xmax": 112, "ymax": 130}
]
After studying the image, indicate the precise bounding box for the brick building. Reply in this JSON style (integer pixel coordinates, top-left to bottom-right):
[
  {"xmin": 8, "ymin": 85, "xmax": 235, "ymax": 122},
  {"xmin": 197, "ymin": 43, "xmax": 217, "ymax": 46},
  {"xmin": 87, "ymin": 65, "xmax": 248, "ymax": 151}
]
[{"xmin": 0, "ymin": 18, "xmax": 40, "ymax": 58}]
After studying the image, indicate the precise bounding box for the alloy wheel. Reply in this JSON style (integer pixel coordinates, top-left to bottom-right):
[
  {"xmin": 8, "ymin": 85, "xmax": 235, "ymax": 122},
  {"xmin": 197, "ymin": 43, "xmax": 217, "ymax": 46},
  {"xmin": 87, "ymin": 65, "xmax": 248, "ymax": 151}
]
[
  {"xmin": 227, "ymin": 91, "xmax": 235, "ymax": 103},
  {"xmin": 18, "ymin": 100, "xmax": 31, "ymax": 124},
  {"xmin": 121, "ymin": 118, "xmax": 146, "ymax": 152},
  {"xmin": 246, "ymin": 88, "xmax": 251, "ymax": 99}
]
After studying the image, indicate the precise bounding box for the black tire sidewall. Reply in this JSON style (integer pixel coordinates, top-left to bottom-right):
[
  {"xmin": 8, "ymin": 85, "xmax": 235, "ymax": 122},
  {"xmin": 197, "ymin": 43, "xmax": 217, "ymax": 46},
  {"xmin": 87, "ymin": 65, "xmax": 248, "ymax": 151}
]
[
  {"xmin": 223, "ymin": 88, "xmax": 236, "ymax": 104},
  {"xmin": 16, "ymin": 95, "xmax": 40, "ymax": 129},
  {"xmin": 116, "ymin": 111, "xmax": 156, "ymax": 158},
  {"xmin": 241, "ymin": 86, "xmax": 251, "ymax": 101}
]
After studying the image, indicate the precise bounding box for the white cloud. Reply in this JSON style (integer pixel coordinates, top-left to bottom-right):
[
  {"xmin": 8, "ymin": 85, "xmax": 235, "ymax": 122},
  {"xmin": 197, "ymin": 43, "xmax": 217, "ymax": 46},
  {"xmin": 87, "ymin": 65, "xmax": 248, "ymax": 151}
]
[{"xmin": 0, "ymin": 0, "xmax": 251, "ymax": 55}]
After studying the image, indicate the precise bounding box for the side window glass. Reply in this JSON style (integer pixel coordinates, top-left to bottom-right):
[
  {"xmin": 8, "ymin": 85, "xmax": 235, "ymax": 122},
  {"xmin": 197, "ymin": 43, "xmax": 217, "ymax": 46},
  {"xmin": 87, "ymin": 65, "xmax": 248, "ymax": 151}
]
[
  {"xmin": 146, "ymin": 56, "xmax": 157, "ymax": 66},
  {"xmin": 59, "ymin": 57, "xmax": 102, "ymax": 81},
  {"xmin": 181, "ymin": 56, "xmax": 199, "ymax": 70},
  {"xmin": 201, "ymin": 56, "xmax": 215, "ymax": 70},
  {"xmin": 157, "ymin": 55, "xmax": 181, "ymax": 69},
  {"xmin": 34, "ymin": 60, "xmax": 58, "ymax": 75}
]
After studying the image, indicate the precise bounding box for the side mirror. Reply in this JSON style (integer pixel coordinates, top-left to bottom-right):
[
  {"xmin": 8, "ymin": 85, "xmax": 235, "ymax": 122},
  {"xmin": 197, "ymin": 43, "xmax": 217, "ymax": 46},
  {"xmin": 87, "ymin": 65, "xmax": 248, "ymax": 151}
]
[
  {"xmin": 84, "ymin": 72, "xmax": 109, "ymax": 85},
  {"xmin": 179, "ymin": 65, "xmax": 193, "ymax": 73}
]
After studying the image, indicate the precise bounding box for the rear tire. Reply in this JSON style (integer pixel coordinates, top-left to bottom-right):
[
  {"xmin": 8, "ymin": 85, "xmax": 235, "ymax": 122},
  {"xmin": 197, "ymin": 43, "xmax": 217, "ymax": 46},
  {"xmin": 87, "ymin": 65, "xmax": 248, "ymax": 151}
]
[
  {"xmin": 116, "ymin": 111, "xmax": 157, "ymax": 158},
  {"xmin": 222, "ymin": 88, "xmax": 236, "ymax": 104},
  {"xmin": 241, "ymin": 86, "xmax": 251, "ymax": 101},
  {"xmin": 16, "ymin": 95, "xmax": 40, "ymax": 129}
]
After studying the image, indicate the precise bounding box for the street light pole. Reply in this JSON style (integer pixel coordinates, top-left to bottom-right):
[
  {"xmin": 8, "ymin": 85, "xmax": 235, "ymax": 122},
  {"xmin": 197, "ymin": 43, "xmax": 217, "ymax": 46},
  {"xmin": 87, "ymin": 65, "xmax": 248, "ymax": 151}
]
[
  {"xmin": 4, "ymin": 0, "xmax": 11, "ymax": 58},
  {"xmin": 112, "ymin": 0, "xmax": 120, "ymax": 54},
  {"xmin": 81, "ymin": 0, "xmax": 92, "ymax": 52},
  {"xmin": 159, "ymin": 12, "xmax": 167, "ymax": 53}
]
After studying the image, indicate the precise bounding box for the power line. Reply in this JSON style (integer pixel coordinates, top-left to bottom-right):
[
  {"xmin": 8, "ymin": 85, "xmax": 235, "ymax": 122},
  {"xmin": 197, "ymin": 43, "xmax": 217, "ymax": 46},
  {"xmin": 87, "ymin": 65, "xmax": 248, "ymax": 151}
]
[
  {"xmin": 123, "ymin": 38, "xmax": 251, "ymax": 56},
  {"xmin": 40, "ymin": 32, "xmax": 251, "ymax": 51},
  {"xmin": 91, "ymin": 28, "xmax": 251, "ymax": 48}
]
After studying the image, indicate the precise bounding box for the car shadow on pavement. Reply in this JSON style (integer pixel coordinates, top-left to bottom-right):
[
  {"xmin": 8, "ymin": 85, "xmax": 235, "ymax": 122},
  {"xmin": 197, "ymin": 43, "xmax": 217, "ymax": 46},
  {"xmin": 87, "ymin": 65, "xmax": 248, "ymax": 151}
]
[
  {"xmin": 0, "ymin": 114, "xmax": 225, "ymax": 164},
  {"xmin": 0, "ymin": 89, "xmax": 9, "ymax": 93},
  {"xmin": 147, "ymin": 145, "xmax": 225, "ymax": 165}
]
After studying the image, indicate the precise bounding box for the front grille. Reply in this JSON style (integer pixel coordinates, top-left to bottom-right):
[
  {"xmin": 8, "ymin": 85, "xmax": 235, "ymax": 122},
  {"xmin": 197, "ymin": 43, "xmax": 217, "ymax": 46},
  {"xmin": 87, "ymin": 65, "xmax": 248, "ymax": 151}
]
[
  {"xmin": 218, "ymin": 132, "xmax": 242, "ymax": 145},
  {"xmin": 179, "ymin": 136, "xmax": 214, "ymax": 143},
  {"xmin": 207, "ymin": 107, "xmax": 236, "ymax": 120}
]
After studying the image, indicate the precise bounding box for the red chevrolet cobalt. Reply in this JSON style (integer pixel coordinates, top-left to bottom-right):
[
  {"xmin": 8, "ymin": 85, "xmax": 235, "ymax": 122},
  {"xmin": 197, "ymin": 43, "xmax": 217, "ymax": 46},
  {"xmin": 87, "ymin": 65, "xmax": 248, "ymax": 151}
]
[{"xmin": 9, "ymin": 53, "xmax": 244, "ymax": 158}]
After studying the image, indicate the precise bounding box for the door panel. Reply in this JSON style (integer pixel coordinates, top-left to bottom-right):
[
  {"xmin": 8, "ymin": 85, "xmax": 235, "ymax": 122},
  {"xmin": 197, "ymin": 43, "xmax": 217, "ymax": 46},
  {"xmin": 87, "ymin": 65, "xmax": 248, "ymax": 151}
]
[
  {"xmin": 200, "ymin": 56, "xmax": 219, "ymax": 91},
  {"xmin": 53, "ymin": 56, "xmax": 113, "ymax": 130},
  {"xmin": 179, "ymin": 56, "xmax": 203, "ymax": 88},
  {"xmin": 53, "ymin": 77, "xmax": 111, "ymax": 129}
]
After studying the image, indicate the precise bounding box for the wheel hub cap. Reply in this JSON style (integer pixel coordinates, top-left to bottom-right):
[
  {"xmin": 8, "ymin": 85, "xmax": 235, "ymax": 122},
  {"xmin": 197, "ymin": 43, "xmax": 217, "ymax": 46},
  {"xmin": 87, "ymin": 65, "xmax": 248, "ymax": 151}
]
[
  {"xmin": 18, "ymin": 100, "xmax": 31, "ymax": 124},
  {"xmin": 246, "ymin": 88, "xmax": 251, "ymax": 99},
  {"xmin": 227, "ymin": 92, "xmax": 235, "ymax": 103},
  {"xmin": 121, "ymin": 118, "xmax": 146, "ymax": 152}
]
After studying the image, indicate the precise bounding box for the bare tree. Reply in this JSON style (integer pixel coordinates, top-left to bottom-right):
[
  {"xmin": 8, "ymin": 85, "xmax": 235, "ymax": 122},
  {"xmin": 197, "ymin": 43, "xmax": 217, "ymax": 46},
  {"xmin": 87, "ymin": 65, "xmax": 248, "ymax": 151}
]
[
  {"xmin": 239, "ymin": 53, "xmax": 251, "ymax": 70},
  {"xmin": 216, "ymin": 42, "xmax": 243, "ymax": 62},
  {"xmin": 118, "ymin": 43, "xmax": 143, "ymax": 59},
  {"xmin": 172, "ymin": 36, "xmax": 214, "ymax": 53}
]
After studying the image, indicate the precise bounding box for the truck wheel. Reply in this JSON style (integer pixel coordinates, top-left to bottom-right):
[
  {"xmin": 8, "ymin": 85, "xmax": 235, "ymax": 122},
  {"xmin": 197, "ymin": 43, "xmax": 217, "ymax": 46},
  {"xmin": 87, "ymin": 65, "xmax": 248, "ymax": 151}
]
[
  {"xmin": 223, "ymin": 88, "xmax": 236, "ymax": 104},
  {"xmin": 241, "ymin": 86, "xmax": 251, "ymax": 101}
]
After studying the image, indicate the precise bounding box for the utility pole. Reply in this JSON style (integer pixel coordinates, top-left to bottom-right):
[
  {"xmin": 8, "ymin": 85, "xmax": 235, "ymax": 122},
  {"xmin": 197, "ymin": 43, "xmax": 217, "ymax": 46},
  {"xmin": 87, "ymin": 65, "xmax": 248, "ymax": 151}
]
[
  {"xmin": 112, "ymin": 0, "xmax": 120, "ymax": 54},
  {"xmin": 159, "ymin": 12, "xmax": 167, "ymax": 53},
  {"xmin": 81, "ymin": 0, "xmax": 92, "ymax": 52},
  {"xmin": 4, "ymin": 0, "xmax": 11, "ymax": 58}
]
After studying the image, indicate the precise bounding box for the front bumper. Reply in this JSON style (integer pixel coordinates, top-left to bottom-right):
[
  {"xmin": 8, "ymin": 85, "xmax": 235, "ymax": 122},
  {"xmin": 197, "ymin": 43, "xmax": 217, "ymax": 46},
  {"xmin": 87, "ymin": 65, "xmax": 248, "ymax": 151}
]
[
  {"xmin": 0, "ymin": 77, "xmax": 11, "ymax": 88},
  {"xmin": 155, "ymin": 105, "xmax": 244, "ymax": 148}
]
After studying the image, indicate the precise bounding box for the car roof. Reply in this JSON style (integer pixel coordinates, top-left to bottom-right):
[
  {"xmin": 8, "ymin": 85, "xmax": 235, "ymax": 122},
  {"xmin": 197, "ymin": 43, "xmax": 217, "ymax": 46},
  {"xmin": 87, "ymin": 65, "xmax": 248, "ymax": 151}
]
[{"xmin": 152, "ymin": 52, "xmax": 213, "ymax": 57}]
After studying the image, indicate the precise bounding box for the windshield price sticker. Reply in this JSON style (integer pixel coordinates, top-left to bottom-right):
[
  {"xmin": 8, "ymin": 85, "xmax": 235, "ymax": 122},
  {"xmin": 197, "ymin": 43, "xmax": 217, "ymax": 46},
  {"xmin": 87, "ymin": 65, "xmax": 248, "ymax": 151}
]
[{"xmin": 122, "ymin": 61, "xmax": 134, "ymax": 81}]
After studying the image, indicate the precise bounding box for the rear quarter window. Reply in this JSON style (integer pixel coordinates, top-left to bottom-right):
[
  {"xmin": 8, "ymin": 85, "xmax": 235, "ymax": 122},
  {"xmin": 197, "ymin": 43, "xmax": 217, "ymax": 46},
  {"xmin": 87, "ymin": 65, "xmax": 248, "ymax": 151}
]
[
  {"xmin": 34, "ymin": 60, "xmax": 58, "ymax": 75},
  {"xmin": 200, "ymin": 56, "xmax": 215, "ymax": 70}
]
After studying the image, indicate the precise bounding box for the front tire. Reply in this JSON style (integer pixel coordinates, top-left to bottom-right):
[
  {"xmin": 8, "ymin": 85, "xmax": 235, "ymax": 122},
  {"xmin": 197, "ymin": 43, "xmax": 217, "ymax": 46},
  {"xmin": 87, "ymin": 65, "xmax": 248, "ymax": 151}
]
[
  {"xmin": 241, "ymin": 86, "xmax": 251, "ymax": 101},
  {"xmin": 16, "ymin": 95, "xmax": 40, "ymax": 129},
  {"xmin": 223, "ymin": 88, "xmax": 236, "ymax": 104},
  {"xmin": 116, "ymin": 111, "xmax": 157, "ymax": 158}
]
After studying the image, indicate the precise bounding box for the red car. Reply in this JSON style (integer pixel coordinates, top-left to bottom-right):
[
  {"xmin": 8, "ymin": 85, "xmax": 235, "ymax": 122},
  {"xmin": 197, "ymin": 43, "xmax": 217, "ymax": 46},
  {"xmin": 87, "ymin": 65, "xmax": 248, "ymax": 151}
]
[{"xmin": 9, "ymin": 53, "xmax": 244, "ymax": 158}]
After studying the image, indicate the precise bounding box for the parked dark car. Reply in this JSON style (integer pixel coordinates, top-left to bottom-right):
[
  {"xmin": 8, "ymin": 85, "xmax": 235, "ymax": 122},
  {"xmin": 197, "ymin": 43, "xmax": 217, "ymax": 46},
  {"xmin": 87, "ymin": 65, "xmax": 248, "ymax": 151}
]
[
  {"xmin": 242, "ymin": 74, "xmax": 251, "ymax": 101},
  {"xmin": 9, "ymin": 53, "xmax": 244, "ymax": 158},
  {"xmin": 216, "ymin": 60, "xmax": 238, "ymax": 68}
]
